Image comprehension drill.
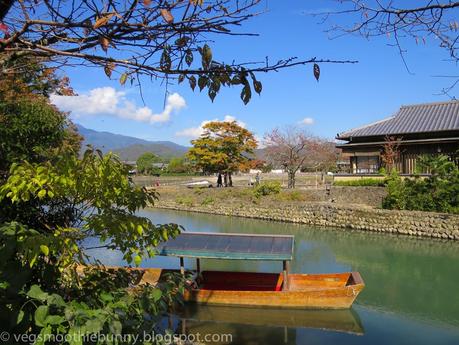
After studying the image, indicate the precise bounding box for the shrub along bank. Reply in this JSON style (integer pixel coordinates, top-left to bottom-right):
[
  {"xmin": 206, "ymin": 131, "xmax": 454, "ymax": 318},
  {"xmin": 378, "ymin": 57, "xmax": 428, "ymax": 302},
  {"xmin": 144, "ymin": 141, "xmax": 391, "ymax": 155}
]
[{"xmin": 383, "ymin": 155, "xmax": 459, "ymax": 214}]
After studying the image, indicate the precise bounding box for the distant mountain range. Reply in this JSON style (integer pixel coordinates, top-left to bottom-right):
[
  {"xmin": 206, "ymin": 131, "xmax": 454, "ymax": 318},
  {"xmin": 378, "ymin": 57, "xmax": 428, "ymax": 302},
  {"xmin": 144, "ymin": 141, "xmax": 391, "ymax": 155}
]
[{"xmin": 76, "ymin": 124, "xmax": 189, "ymax": 161}]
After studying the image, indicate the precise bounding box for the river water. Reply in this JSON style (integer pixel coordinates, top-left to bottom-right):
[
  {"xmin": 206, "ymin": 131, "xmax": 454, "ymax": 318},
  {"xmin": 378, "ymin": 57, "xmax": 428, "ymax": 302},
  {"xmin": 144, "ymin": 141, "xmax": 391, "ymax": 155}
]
[{"xmin": 88, "ymin": 208, "xmax": 459, "ymax": 345}]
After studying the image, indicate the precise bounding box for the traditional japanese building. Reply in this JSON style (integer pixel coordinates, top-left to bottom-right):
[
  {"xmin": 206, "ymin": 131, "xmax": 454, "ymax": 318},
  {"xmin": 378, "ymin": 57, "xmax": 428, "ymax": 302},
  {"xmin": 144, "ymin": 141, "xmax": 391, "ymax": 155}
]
[{"xmin": 336, "ymin": 101, "xmax": 459, "ymax": 174}]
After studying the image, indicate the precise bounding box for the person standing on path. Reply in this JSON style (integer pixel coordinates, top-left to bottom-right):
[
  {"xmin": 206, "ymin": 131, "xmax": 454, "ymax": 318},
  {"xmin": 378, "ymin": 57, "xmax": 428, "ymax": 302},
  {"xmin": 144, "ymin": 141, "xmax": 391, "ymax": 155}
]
[{"xmin": 217, "ymin": 173, "xmax": 223, "ymax": 187}]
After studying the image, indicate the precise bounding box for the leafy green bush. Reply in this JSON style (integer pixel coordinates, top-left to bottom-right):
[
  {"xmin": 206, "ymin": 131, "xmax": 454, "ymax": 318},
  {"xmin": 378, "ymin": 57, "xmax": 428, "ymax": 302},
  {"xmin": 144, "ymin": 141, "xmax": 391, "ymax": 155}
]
[
  {"xmin": 253, "ymin": 181, "xmax": 282, "ymax": 198},
  {"xmin": 382, "ymin": 155, "xmax": 459, "ymax": 213},
  {"xmin": 334, "ymin": 178, "xmax": 385, "ymax": 187},
  {"xmin": 382, "ymin": 170, "xmax": 407, "ymax": 210}
]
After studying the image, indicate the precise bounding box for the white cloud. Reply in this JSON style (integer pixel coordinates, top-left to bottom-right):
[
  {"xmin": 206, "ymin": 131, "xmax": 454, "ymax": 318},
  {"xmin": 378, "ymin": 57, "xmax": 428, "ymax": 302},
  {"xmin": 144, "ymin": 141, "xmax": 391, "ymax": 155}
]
[
  {"xmin": 254, "ymin": 134, "xmax": 266, "ymax": 149},
  {"xmin": 176, "ymin": 115, "xmax": 246, "ymax": 138},
  {"xmin": 50, "ymin": 87, "xmax": 186, "ymax": 124},
  {"xmin": 175, "ymin": 125, "xmax": 205, "ymax": 138},
  {"xmin": 299, "ymin": 117, "xmax": 315, "ymax": 125}
]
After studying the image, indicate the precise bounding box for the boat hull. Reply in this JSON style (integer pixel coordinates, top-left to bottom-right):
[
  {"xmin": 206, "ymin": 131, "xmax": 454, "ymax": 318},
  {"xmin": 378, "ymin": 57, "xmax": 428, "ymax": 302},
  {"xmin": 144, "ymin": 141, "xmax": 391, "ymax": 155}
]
[{"xmin": 184, "ymin": 271, "xmax": 364, "ymax": 309}]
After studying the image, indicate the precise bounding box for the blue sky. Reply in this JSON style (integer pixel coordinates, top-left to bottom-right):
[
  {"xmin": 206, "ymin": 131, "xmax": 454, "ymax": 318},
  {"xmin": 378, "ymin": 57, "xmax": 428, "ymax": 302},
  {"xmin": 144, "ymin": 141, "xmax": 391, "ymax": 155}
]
[{"xmin": 51, "ymin": 0, "xmax": 458, "ymax": 146}]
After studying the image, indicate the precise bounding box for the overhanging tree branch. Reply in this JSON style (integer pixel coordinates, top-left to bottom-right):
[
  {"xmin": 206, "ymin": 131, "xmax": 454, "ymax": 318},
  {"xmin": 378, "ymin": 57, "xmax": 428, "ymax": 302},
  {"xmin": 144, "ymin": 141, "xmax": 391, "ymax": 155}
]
[
  {"xmin": 317, "ymin": 0, "xmax": 459, "ymax": 97},
  {"xmin": 1, "ymin": 0, "xmax": 357, "ymax": 104}
]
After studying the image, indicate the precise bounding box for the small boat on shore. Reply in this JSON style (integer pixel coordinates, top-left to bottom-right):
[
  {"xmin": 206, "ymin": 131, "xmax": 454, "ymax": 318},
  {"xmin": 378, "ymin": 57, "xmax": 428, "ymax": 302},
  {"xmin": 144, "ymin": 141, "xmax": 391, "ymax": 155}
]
[
  {"xmin": 141, "ymin": 232, "xmax": 365, "ymax": 309},
  {"xmin": 184, "ymin": 180, "xmax": 213, "ymax": 188}
]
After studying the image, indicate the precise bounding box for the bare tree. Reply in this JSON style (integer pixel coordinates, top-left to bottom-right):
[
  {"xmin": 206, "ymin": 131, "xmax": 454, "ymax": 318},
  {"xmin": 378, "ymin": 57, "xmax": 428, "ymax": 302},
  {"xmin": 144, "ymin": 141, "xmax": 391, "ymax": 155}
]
[
  {"xmin": 381, "ymin": 135, "xmax": 402, "ymax": 172},
  {"xmin": 302, "ymin": 139, "xmax": 337, "ymax": 173},
  {"xmin": 0, "ymin": 0, "xmax": 357, "ymax": 103},
  {"xmin": 319, "ymin": 1, "xmax": 459, "ymax": 97},
  {"xmin": 264, "ymin": 127, "xmax": 318, "ymax": 188}
]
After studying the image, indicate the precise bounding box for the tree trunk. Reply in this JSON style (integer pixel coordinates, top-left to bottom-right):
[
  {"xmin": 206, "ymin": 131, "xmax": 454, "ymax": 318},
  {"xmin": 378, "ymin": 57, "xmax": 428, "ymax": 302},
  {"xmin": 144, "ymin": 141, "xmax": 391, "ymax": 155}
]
[
  {"xmin": 228, "ymin": 172, "xmax": 233, "ymax": 187},
  {"xmin": 223, "ymin": 173, "xmax": 228, "ymax": 187},
  {"xmin": 287, "ymin": 170, "xmax": 296, "ymax": 189}
]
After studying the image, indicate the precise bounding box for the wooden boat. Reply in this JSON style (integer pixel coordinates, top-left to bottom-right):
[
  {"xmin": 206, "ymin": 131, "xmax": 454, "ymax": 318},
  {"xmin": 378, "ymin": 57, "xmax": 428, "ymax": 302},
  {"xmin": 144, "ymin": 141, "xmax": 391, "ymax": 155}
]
[
  {"xmin": 153, "ymin": 232, "xmax": 365, "ymax": 309},
  {"xmin": 85, "ymin": 232, "xmax": 364, "ymax": 309},
  {"xmin": 134, "ymin": 267, "xmax": 364, "ymax": 309}
]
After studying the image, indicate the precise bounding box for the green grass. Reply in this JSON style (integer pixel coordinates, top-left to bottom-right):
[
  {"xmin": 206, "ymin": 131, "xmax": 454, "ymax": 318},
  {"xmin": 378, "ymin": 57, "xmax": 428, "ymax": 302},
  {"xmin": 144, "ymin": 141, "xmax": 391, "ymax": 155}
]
[
  {"xmin": 175, "ymin": 196, "xmax": 194, "ymax": 207},
  {"xmin": 334, "ymin": 178, "xmax": 385, "ymax": 187},
  {"xmin": 200, "ymin": 196, "xmax": 215, "ymax": 206},
  {"xmin": 275, "ymin": 190, "xmax": 306, "ymax": 201}
]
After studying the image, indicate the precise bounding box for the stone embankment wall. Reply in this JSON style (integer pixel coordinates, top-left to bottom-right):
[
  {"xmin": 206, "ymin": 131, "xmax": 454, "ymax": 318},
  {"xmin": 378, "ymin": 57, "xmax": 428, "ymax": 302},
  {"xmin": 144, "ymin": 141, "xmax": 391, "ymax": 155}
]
[
  {"xmin": 302, "ymin": 186, "xmax": 386, "ymax": 207},
  {"xmin": 154, "ymin": 201, "xmax": 459, "ymax": 240}
]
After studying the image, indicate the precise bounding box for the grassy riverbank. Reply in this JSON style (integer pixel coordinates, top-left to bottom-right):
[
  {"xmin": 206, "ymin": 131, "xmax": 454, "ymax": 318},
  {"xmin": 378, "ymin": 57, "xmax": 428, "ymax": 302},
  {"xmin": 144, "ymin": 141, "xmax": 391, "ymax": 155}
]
[
  {"xmin": 148, "ymin": 186, "xmax": 459, "ymax": 240},
  {"xmin": 151, "ymin": 185, "xmax": 386, "ymax": 208}
]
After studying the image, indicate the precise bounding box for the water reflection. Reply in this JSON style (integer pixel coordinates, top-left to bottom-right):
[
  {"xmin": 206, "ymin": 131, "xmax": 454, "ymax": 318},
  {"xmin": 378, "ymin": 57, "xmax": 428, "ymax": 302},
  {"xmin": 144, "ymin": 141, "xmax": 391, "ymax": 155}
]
[{"xmin": 177, "ymin": 305, "xmax": 364, "ymax": 335}]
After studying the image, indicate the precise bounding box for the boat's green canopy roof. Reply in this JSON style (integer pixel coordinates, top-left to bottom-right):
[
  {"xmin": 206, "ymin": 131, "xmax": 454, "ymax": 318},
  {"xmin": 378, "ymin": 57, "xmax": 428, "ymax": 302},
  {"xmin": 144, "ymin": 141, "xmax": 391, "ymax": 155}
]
[{"xmin": 158, "ymin": 232, "xmax": 294, "ymax": 261}]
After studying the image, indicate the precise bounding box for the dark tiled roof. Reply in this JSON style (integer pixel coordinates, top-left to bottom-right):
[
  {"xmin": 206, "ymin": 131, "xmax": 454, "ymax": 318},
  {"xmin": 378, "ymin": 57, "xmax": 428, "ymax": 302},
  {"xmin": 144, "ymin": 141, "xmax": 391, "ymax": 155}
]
[{"xmin": 337, "ymin": 101, "xmax": 459, "ymax": 139}]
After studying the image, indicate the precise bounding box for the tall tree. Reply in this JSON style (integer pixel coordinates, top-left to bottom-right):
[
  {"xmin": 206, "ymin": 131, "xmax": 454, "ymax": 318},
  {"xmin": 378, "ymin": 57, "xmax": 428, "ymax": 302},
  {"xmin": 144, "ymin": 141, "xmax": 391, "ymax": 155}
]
[
  {"xmin": 264, "ymin": 127, "xmax": 318, "ymax": 188},
  {"xmin": 187, "ymin": 121, "xmax": 257, "ymax": 186},
  {"xmin": 0, "ymin": 0, "xmax": 355, "ymax": 103},
  {"xmin": 0, "ymin": 98, "xmax": 80, "ymax": 176},
  {"xmin": 136, "ymin": 152, "xmax": 161, "ymax": 175},
  {"xmin": 0, "ymin": 63, "xmax": 181, "ymax": 335},
  {"xmin": 0, "ymin": 56, "xmax": 74, "ymax": 100},
  {"xmin": 0, "ymin": 58, "xmax": 80, "ymax": 178},
  {"xmin": 0, "ymin": 45, "xmax": 185, "ymax": 340},
  {"xmin": 167, "ymin": 156, "xmax": 191, "ymax": 174}
]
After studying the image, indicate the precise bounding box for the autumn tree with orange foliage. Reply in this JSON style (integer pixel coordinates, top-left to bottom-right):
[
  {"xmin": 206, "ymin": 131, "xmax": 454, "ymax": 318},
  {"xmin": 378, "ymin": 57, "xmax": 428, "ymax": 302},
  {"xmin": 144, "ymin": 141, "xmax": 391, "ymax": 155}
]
[{"xmin": 187, "ymin": 121, "xmax": 257, "ymax": 186}]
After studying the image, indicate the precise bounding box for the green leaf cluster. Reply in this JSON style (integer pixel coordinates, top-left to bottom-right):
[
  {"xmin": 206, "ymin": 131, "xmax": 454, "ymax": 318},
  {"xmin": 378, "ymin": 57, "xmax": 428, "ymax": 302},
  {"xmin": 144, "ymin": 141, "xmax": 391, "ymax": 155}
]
[
  {"xmin": 0, "ymin": 97, "xmax": 81, "ymax": 176},
  {"xmin": 178, "ymin": 46, "xmax": 263, "ymax": 104},
  {"xmin": 136, "ymin": 152, "xmax": 162, "ymax": 175},
  {"xmin": 167, "ymin": 156, "xmax": 192, "ymax": 174},
  {"xmin": 382, "ymin": 154, "xmax": 459, "ymax": 213},
  {"xmin": 0, "ymin": 148, "xmax": 184, "ymax": 339}
]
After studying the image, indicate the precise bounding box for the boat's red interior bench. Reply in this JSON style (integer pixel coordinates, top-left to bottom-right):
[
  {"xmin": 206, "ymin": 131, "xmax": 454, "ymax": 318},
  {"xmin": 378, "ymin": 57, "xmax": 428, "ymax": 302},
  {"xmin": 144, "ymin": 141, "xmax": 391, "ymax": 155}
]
[{"xmin": 198, "ymin": 271, "xmax": 284, "ymax": 291}]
